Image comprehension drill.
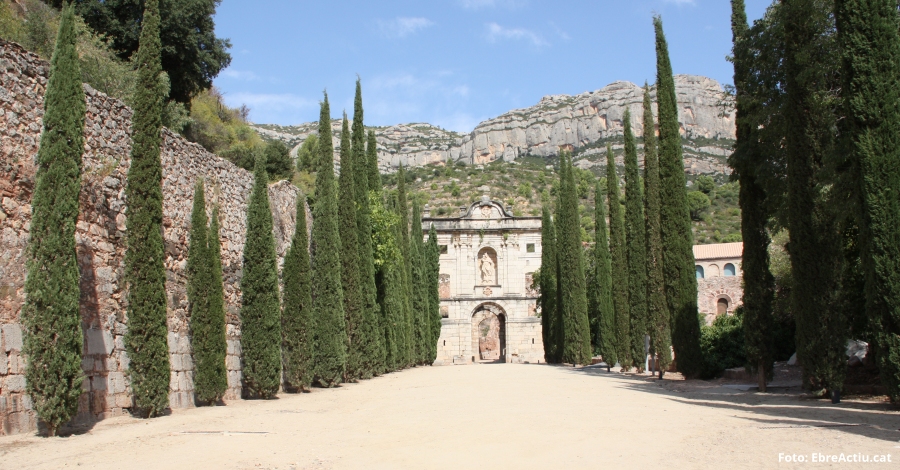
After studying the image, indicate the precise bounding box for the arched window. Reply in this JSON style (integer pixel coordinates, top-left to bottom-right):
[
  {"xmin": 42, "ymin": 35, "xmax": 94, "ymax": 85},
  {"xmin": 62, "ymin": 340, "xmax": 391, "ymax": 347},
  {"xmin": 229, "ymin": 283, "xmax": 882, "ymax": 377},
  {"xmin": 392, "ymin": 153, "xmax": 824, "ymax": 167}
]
[
  {"xmin": 695, "ymin": 265, "xmax": 705, "ymax": 279},
  {"xmin": 724, "ymin": 263, "xmax": 736, "ymax": 277},
  {"xmin": 717, "ymin": 298, "xmax": 729, "ymax": 315},
  {"xmin": 708, "ymin": 264, "xmax": 720, "ymax": 277}
]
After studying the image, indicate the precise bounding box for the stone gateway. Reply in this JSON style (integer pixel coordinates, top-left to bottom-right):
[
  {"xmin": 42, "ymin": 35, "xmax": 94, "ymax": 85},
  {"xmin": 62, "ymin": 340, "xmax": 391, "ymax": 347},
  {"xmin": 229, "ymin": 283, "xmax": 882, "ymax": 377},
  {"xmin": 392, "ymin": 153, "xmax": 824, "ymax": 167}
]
[{"xmin": 424, "ymin": 196, "xmax": 544, "ymax": 365}]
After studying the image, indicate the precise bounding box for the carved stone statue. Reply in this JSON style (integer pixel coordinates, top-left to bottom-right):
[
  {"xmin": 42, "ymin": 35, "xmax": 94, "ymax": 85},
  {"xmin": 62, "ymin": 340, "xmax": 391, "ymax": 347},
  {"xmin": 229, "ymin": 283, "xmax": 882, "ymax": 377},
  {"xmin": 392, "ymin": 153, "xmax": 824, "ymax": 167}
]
[{"xmin": 479, "ymin": 252, "xmax": 496, "ymax": 285}]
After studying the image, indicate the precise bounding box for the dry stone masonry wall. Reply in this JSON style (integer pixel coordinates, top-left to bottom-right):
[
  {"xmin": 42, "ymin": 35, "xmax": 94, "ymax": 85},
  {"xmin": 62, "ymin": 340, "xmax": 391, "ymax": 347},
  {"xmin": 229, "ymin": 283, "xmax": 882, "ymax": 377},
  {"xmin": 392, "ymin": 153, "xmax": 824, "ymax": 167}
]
[{"xmin": 0, "ymin": 40, "xmax": 308, "ymax": 435}]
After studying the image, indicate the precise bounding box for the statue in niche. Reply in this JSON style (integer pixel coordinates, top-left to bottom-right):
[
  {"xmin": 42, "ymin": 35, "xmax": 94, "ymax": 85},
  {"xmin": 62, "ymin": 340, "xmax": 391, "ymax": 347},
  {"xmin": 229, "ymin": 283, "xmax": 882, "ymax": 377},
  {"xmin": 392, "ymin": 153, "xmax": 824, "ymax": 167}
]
[{"xmin": 479, "ymin": 252, "xmax": 496, "ymax": 285}]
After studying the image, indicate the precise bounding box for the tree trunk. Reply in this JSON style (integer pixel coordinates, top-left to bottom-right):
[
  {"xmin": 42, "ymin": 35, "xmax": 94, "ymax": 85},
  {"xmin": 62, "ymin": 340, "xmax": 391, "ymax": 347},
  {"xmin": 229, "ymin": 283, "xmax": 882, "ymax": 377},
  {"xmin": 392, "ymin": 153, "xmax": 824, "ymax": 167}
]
[{"xmin": 758, "ymin": 359, "xmax": 767, "ymax": 392}]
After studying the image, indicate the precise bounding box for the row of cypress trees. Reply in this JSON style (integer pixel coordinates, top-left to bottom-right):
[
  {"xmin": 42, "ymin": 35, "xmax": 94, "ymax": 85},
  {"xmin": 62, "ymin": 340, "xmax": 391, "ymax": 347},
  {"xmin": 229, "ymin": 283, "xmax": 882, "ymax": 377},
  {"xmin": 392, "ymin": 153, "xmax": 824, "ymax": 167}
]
[
  {"xmin": 21, "ymin": 1, "xmax": 442, "ymax": 433},
  {"xmin": 541, "ymin": 16, "xmax": 701, "ymax": 377},
  {"xmin": 23, "ymin": 0, "xmax": 175, "ymax": 429},
  {"xmin": 728, "ymin": 0, "xmax": 900, "ymax": 403}
]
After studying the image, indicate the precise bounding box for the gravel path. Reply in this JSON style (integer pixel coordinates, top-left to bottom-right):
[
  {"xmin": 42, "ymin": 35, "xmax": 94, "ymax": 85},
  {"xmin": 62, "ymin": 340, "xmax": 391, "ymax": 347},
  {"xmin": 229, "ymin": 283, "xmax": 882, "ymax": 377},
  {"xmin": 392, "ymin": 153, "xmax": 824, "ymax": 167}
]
[{"xmin": 1, "ymin": 364, "xmax": 897, "ymax": 469}]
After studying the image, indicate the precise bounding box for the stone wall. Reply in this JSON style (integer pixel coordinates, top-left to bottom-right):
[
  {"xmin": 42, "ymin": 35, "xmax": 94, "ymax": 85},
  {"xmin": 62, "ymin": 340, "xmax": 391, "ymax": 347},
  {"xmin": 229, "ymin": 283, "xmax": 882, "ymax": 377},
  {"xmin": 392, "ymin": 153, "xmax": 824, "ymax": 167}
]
[
  {"xmin": 0, "ymin": 40, "xmax": 308, "ymax": 435},
  {"xmin": 697, "ymin": 275, "xmax": 744, "ymax": 325}
]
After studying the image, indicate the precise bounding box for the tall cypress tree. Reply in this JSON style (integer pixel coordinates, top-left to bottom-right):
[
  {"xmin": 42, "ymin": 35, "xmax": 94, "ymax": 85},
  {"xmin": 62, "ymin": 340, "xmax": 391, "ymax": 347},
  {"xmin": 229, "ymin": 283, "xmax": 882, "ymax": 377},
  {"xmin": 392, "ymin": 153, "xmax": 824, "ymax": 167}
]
[
  {"xmin": 540, "ymin": 200, "xmax": 560, "ymax": 363},
  {"xmin": 240, "ymin": 155, "xmax": 282, "ymax": 398},
  {"xmin": 396, "ymin": 165, "xmax": 415, "ymax": 366},
  {"xmin": 188, "ymin": 182, "xmax": 225, "ymax": 404},
  {"xmin": 338, "ymin": 113, "xmax": 365, "ymax": 382},
  {"xmin": 206, "ymin": 206, "xmax": 227, "ymax": 399},
  {"xmin": 351, "ymin": 79, "xmax": 384, "ymax": 377},
  {"xmin": 282, "ymin": 198, "xmax": 313, "ymax": 391},
  {"xmin": 654, "ymin": 16, "xmax": 702, "ymax": 377},
  {"xmin": 782, "ymin": 0, "xmax": 846, "ymax": 395},
  {"xmin": 310, "ymin": 93, "xmax": 348, "ymax": 386},
  {"xmin": 836, "ymin": 0, "xmax": 900, "ymax": 402},
  {"xmin": 375, "ymin": 210, "xmax": 405, "ymax": 371},
  {"xmin": 624, "ymin": 109, "xmax": 649, "ymax": 372},
  {"xmin": 556, "ymin": 151, "xmax": 593, "ymax": 365},
  {"xmin": 22, "ymin": 4, "xmax": 85, "ymax": 436},
  {"xmin": 367, "ymin": 130, "xmax": 382, "ymax": 192},
  {"xmin": 124, "ymin": 0, "xmax": 170, "ymax": 417},
  {"xmin": 591, "ymin": 181, "xmax": 617, "ymax": 371},
  {"xmin": 426, "ymin": 225, "xmax": 442, "ymax": 363},
  {"xmin": 607, "ymin": 144, "xmax": 631, "ymax": 369},
  {"xmin": 642, "ymin": 84, "xmax": 672, "ymax": 377},
  {"xmin": 409, "ymin": 202, "xmax": 430, "ymax": 364},
  {"xmin": 731, "ymin": 0, "xmax": 775, "ymax": 391}
]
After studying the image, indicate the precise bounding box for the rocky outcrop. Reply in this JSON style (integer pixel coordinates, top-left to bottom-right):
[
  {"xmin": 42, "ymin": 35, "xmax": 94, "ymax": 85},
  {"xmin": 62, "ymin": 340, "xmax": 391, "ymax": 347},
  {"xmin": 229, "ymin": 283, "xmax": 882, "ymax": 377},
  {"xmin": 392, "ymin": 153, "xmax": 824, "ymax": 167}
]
[
  {"xmin": 254, "ymin": 75, "xmax": 735, "ymax": 175},
  {"xmin": 0, "ymin": 39, "xmax": 308, "ymax": 435}
]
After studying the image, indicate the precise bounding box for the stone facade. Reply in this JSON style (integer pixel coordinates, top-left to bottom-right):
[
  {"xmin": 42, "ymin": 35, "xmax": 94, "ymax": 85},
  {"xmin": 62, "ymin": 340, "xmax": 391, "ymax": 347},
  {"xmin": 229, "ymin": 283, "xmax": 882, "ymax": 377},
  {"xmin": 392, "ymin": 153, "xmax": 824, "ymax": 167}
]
[
  {"xmin": 424, "ymin": 197, "xmax": 543, "ymax": 365},
  {"xmin": 694, "ymin": 242, "xmax": 744, "ymax": 325},
  {"xmin": 0, "ymin": 40, "xmax": 307, "ymax": 435}
]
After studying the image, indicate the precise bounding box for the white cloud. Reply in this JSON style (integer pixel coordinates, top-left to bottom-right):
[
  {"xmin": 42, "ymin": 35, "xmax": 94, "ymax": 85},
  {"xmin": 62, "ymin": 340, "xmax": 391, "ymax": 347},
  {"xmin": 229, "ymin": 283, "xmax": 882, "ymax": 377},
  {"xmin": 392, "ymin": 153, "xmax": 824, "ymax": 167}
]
[
  {"xmin": 377, "ymin": 17, "xmax": 434, "ymax": 38},
  {"xmin": 486, "ymin": 22, "xmax": 547, "ymax": 47},
  {"xmin": 223, "ymin": 92, "xmax": 317, "ymax": 124},
  {"xmin": 220, "ymin": 69, "xmax": 259, "ymax": 81},
  {"xmin": 459, "ymin": 0, "xmax": 527, "ymax": 10}
]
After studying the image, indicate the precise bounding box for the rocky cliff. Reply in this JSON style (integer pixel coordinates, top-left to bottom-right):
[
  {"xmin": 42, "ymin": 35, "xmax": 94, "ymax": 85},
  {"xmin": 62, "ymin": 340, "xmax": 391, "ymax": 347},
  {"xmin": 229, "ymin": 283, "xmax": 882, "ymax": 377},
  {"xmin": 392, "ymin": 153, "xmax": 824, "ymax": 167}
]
[
  {"xmin": 0, "ymin": 40, "xmax": 308, "ymax": 435},
  {"xmin": 252, "ymin": 75, "xmax": 735, "ymax": 176}
]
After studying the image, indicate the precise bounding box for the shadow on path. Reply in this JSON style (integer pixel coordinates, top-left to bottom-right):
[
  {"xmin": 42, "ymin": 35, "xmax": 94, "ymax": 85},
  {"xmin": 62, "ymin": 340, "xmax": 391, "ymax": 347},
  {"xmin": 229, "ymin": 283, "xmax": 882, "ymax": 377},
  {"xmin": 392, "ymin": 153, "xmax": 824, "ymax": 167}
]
[{"xmin": 565, "ymin": 365, "xmax": 900, "ymax": 444}]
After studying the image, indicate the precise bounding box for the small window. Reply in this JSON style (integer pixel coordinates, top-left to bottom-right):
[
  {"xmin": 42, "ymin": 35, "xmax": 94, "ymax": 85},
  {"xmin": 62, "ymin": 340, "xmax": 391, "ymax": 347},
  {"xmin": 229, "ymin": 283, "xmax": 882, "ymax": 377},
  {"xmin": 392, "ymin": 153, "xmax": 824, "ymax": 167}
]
[
  {"xmin": 526, "ymin": 243, "xmax": 535, "ymax": 253},
  {"xmin": 696, "ymin": 265, "xmax": 705, "ymax": 279},
  {"xmin": 724, "ymin": 263, "xmax": 736, "ymax": 277},
  {"xmin": 439, "ymin": 245, "xmax": 448, "ymax": 254}
]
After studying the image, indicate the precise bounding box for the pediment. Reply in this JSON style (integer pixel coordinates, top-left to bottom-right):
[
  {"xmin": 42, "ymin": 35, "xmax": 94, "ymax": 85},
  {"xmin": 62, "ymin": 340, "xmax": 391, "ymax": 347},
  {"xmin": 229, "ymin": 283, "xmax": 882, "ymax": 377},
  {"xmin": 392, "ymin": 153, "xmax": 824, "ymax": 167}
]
[{"xmin": 460, "ymin": 196, "xmax": 514, "ymax": 219}]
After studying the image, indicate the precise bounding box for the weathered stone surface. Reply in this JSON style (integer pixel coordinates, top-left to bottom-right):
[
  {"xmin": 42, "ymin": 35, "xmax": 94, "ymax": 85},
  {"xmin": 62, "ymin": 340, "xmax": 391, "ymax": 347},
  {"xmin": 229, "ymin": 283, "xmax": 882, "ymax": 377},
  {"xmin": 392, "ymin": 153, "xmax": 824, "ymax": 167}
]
[
  {"xmin": 0, "ymin": 39, "xmax": 309, "ymax": 435},
  {"xmin": 2, "ymin": 324, "xmax": 22, "ymax": 352}
]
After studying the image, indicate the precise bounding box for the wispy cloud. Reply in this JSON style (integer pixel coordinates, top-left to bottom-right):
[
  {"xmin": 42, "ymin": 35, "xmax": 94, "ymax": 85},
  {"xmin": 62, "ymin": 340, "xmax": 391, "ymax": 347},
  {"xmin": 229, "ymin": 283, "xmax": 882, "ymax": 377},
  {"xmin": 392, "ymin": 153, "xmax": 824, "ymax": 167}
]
[
  {"xmin": 459, "ymin": 0, "xmax": 527, "ymax": 10},
  {"xmin": 486, "ymin": 22, "xmax": 547, "ymax": 47},
  {"xmin": 377, "ymin": 17, "xmax": 434, "ymax": 38},
  {"xmin": 365, "ymin": 71, "xmax": 479, "ymax": 132},
  {"xmin": 549, "ymin": 21, "xmax": 571, "ymax": 41},
  {"xmin": 223, "ymin": 92, "xmax": 317, "ymax": 124},
  {"xmin": 220, "ymin": 69, "xmax": 259, "ymax": 81}
]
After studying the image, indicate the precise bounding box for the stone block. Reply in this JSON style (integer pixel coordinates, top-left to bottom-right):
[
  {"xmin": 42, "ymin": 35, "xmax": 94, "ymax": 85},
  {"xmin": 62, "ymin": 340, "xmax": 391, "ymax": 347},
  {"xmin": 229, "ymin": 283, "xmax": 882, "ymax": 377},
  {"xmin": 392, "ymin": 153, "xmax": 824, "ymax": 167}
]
[
  {"xmin": 108, "ymin": 372, "xmax": 126, "ymax": 394},
  {"xmin": 182, "ymin": 354, "xmax": 193, "ymax": 371},
  {"xmin": 5, "ymin": 374, "xmax": 25, "ymax": 392},
  {"xmin": 115, "ymin": 393, "xmax": 132, "ymax": 409},
  {"xmin": 0, "ymin": 348, "xmax": 6, "ymax": 374},
  {"xmin": 167, "ymin": 331, "xmax": 178, "ymax": 352},
  {"xmin": 169, "ymin": 371, "xmax": 179, "ymax": 391},
  {"xmin": 91, "ymin": 375, "xmax": 107, "ymax": 391},
  {"xmin": 2, "ymin": 324, "xmax": 22, "ymax": 352},
  {"xmin": 85, "ymin": 328, "xmax": 114, "ymax": 356},
  {"xmin": 170, "ymin": 353, "xmax": 183, "ymax": 371}
]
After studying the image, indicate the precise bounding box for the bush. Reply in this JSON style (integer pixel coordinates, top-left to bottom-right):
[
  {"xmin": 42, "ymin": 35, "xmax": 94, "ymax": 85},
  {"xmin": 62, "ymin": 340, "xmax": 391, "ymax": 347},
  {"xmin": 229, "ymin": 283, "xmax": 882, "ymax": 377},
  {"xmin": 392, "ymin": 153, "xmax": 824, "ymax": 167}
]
[
  {"xmin": 687, "ymin": 190, "xmax": 711, "ymax": 220},
  {"xmin": 698, "ymin": 311, "xmax": 746, "ymax": 379},
  {"xmin": 696, "ymin": 175, "xmax": 715, "ymax": 194}
]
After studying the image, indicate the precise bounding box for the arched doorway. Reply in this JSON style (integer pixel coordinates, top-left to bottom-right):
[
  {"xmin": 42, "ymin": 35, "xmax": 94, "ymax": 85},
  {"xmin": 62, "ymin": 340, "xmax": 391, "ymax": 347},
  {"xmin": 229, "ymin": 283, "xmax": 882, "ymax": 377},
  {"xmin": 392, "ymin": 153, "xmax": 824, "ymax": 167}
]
[
  {"xmin": 717, "ymin": 297, "xmax": 730, "ymax": 315},
  {"xmin": 471, "ymin": 303, "xmax": 507, "ymax": 363}
]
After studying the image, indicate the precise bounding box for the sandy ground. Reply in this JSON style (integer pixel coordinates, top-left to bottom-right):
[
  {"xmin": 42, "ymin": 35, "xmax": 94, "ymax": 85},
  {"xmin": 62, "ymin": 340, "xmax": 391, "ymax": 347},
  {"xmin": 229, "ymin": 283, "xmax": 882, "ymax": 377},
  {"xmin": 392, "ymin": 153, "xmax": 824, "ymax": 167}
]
[{"xmin": 1, "ymin": 363, "xmax": 898, "ymax": 469}]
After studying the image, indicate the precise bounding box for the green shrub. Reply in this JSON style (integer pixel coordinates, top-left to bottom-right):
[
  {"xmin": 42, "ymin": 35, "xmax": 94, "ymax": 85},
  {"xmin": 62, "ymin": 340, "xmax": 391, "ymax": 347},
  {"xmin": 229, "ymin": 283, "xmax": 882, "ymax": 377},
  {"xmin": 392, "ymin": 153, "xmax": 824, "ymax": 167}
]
[{"xmin": 698, "ymin": 311, "xmax": 746, "ymax": 379}]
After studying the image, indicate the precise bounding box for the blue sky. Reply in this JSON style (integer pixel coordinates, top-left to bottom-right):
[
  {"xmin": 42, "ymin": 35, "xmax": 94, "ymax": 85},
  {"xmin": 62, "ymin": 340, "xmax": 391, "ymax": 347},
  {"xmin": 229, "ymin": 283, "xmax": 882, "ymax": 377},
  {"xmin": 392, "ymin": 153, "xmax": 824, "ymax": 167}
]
[{"xmin": 213, "ymin": 0, "xmax": 771, "ymax": 132}]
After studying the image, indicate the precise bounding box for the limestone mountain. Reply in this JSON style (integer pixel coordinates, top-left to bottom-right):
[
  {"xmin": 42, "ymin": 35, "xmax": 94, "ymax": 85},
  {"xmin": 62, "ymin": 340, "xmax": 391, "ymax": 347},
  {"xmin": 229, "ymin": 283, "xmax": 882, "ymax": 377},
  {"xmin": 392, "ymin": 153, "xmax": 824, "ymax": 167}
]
[{"xmin": 251, "ymin": 75, "xmax": 735, "ymax": 177}]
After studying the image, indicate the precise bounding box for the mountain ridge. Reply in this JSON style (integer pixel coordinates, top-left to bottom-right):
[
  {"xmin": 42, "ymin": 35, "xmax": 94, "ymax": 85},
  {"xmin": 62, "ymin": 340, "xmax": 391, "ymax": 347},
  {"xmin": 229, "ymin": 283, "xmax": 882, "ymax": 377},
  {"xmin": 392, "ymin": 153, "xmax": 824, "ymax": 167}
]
[{"xmin": 251, "ymin": 74, "xmax": 735, "ymax": 177}]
